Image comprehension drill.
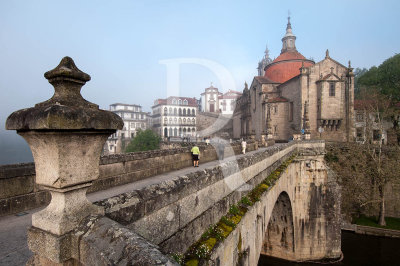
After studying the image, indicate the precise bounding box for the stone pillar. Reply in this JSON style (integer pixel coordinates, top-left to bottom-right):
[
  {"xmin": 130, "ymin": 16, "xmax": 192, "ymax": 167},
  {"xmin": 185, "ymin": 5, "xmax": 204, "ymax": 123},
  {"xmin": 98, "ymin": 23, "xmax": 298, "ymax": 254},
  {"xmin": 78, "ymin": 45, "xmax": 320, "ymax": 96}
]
[{"xmin": 6, "ymin": 57, "xmax": 123, "ymax": 265}]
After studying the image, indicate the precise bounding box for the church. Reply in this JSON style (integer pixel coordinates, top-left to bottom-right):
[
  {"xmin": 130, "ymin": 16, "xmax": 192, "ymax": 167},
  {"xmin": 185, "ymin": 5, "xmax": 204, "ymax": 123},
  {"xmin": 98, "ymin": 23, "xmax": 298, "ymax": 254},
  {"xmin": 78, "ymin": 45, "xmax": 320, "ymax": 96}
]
[{"xmin": 233, "ymin": 17, "xmax": 355, "ymax": 142}]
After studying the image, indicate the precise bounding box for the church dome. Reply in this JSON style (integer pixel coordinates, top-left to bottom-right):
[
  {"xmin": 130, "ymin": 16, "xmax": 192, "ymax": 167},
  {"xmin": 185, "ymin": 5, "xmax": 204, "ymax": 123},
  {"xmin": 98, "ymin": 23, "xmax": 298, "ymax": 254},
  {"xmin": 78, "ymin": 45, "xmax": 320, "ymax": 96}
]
[
  {"xmin": 263, "ymin": 17, "xmax": 315, "ymax": 84},
  {"xmin": 264, "ymin": 51, "xmax": 314, "ymax": 83}
]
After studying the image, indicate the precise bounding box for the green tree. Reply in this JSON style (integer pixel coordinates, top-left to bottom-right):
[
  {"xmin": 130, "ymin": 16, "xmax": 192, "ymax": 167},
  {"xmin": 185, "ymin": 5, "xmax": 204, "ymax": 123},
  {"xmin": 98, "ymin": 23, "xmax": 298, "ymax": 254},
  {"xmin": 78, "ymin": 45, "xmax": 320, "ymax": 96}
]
[
  {"xmin": 125, "ymin": 129, "xmax": 161, "ymax": 153},
  {"xmin": 358, "ymin": 53, "xmax": 400, "ymax": 101}
]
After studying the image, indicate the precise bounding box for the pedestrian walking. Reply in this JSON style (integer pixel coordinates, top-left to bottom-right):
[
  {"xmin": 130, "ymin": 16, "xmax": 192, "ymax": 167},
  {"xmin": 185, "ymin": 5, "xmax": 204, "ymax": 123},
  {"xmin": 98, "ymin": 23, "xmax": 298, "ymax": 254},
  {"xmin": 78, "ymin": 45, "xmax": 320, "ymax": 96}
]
[
  {"xmin": 191, "ymin": 144, "xmax": 200, "ymax": 167},
  {"xmin": 241, "ymin": 139, "xmax": 247, "ymax": 154}
]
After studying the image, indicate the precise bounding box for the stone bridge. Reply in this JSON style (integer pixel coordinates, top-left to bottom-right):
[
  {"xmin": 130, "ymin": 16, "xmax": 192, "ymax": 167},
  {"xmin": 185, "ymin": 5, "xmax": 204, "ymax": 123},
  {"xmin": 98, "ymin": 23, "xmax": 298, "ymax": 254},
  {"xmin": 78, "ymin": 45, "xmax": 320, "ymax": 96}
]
[{"xmin": 4, "ymin": 57, "xmax": 341, "ymax": 266}]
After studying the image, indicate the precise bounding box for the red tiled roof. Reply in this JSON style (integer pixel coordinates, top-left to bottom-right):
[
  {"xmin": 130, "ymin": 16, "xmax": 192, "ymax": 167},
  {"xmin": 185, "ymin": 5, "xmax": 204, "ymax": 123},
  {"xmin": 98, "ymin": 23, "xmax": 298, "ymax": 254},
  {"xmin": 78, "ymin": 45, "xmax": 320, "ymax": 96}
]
[
  {"xmin": 272, "ymin": 51, "xmax": 307, "ymax": 62},
  {"xmin": 264, "ymin": 51, "xmax": 314, "ymax": 84}
]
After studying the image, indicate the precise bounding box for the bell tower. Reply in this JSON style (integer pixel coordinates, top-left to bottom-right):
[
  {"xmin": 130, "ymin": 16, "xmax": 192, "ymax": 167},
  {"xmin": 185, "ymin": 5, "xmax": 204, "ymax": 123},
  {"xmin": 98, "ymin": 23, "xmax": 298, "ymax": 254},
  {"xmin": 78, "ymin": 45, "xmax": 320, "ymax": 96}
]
[{"xmin": 281, "ymin": 16, "xmax": 297, "ymax": 53}]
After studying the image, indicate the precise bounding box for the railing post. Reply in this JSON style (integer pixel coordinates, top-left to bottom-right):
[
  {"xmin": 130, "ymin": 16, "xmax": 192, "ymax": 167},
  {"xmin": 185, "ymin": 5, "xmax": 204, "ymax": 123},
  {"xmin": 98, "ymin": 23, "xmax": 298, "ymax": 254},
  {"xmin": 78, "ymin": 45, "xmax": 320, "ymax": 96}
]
[{"xmin": 6, "ymin": 57, "xmax": 123, "ymax": 265}]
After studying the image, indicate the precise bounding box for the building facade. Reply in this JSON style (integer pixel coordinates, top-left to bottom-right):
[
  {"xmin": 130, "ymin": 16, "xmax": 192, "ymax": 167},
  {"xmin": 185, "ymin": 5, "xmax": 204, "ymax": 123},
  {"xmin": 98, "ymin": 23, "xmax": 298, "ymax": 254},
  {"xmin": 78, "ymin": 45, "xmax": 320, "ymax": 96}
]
[
  {"xmin": 105, "ymin": 103, "xmax": 149, "ymax": 154},
  {"xmin": 233, "ymin": 17, "xmax": 355, "ymax": 142},
  {"xmin": 151, "ymin": 96, "xmax": 198, "ymax": 138},
  {"xmin": 200, "ymin": 84, "xmax": 242, "ymax": 115}
]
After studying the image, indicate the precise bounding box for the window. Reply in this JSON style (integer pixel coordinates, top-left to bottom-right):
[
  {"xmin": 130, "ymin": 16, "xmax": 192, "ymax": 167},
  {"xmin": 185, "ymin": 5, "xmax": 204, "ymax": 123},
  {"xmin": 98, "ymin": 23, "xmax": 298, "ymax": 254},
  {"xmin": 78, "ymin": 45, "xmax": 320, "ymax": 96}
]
[
  {"xmin": 183, "ymin": 99, "xmax": 188, "ymax": 105},
  {"xmin": 164, "ymin": 107, "xmax": 168, "ymax": 114},
  {"xmin": 169, "ymin": 107, "xmax": 172, "ymax": 114},
  {"xmin": 131, "ymin": 133, "xmax": 134, "ymax": 138},
  {"xmin": 329, "ymin": 82, "xmax": 335, "ymax": 97},
  {"xmin": 179, "ymin": 108, "xmax": 182, "ymax": 116},
  {"xmin": 121, "ymin": 133, "xmax": 125, "ymax": 139},
  {"xmin": 183, "ymin": 109, "xmax": 186, "ymax": 116},
  {"xmin": 192, "ymin": 109, "xmax": 196, "ymax": 115},
  {"xmin": 289, "ymin": 102, "xmax": 293, "ymax": 122},
  {"xmin": 373, "ymin": 130, "xmax": 381, "ymax": 141},
  {"xmin": 183, "ymin": 118, "xmax": 186, "ymax": 124},
  {"xmin": 274, "ymin": 125, "xmax": 278, "ymax": 136},
  {"xmin": 169, "ymin": 118, "xmax": 172, "ymax": 124},
  {"xmin": 130, "ymin": 122, "xmax": 135, "ymax": 128},
  {"xmin": 174, "ymin": 108, "xmax": 177, "ymax": 115},
  {"xmin": 174, "ymin": 117, "xmax": 177, "ymax": 124},
  {"xmin": 192, "ymin": 118, "xmax": 195, "ymax": 124},
  {"xmin": 164, "ymin": 118, "xmax": 168, "ymax": 124},
  {"xmin": 141, "ymin": 114, "xmax": 144, "ymax": 119},
  {"xmin": 178, "ymin": 99, "xmax": 182, "ymax": 105},
  {"xmin": 172, "ymin": 99, "xmax": 177, "ymax": 104},
  {"xmin": 356, "ymin": 128, "xmax": 363, "ymax": 138},
  {"xmin": 274, "ymin": 105, "xmax": 278, "ymax": 114}
]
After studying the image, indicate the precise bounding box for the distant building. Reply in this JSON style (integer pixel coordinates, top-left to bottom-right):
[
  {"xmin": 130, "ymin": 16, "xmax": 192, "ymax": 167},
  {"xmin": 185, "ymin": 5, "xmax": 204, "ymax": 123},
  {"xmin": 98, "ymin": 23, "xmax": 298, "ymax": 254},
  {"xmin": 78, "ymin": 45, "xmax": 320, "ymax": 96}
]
[
  {"xmin": 151, "ymin": 96, "xmax": 198, "ymax": 138},
  {"xmin": 233, "ymin": 17, "xmax": 355, "ymax": 142},
  {"xmin": 105, "ymin": 103, "xmax": 149, "ymax": 154},
  {"xmin": 200, "ymin": 84, "xmax": 242, "ymax": 115}
]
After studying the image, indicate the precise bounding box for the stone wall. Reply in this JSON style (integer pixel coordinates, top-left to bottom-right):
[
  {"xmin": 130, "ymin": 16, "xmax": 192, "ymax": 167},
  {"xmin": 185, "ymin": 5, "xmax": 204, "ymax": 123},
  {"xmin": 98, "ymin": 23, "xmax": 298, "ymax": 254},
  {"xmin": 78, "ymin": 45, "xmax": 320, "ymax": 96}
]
[{"xmin": 0, "ymin": 141, "xmax": 257, "ymax": 216}]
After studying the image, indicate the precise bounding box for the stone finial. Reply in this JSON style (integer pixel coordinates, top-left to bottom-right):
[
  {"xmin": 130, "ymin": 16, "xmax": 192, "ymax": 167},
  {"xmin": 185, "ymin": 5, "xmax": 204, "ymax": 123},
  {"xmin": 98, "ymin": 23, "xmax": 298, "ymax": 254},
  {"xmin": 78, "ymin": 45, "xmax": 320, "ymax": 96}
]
[
  {"xmin": 6, "ymin": 57, "xmax": 123, "ymax": 265},
  {"xmin": 325, "ymin": 49, "xmax": 330, "ymax": 59},
  {"xmin": 348, "ymin": 60, "xmax": 352, "ymax": 68},
  {"xmin": 244, "ymin": 81, "xmax": 248, "ymax": 90}
]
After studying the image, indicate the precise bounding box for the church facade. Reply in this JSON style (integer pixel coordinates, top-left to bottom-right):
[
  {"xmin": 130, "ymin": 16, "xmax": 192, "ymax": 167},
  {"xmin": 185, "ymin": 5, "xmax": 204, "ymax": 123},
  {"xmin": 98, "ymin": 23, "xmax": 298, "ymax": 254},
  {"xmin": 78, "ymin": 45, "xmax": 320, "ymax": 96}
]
[{"xmin": 233, "ymin": 18, "xmax": 355, "ymax": 142}]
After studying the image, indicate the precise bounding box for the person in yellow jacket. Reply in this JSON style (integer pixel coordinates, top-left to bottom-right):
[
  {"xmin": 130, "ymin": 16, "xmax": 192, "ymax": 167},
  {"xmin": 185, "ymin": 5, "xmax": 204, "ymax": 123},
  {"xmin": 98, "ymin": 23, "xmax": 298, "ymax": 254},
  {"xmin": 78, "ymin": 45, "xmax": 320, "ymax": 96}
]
[{"xmin": 191, "ymin": 145, "xmax": 200, "ymax": 167}]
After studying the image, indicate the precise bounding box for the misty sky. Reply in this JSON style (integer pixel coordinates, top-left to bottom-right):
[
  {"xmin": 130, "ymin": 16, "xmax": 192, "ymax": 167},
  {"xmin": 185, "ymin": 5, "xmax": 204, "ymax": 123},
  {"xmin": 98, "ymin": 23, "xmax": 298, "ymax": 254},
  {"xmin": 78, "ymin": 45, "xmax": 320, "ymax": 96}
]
[{"xmin": 1, "ymin": 0, "xmax": 399, "ymax": 164}]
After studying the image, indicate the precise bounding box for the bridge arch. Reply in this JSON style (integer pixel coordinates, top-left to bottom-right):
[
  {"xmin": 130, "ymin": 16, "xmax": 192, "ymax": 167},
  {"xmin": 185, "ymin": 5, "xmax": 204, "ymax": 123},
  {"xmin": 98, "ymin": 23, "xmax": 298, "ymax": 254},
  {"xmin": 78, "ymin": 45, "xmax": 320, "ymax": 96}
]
[{"xmin": 262, "ymin": 191, "xmax": 295, "ymax": 260}]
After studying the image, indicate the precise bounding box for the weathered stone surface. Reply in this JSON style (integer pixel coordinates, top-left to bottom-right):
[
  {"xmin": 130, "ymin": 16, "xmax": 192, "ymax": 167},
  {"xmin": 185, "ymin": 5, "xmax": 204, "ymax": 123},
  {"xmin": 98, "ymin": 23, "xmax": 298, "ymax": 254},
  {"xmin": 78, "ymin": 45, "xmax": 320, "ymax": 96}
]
[{"xmin": 77, "ymin": 216, "xmax": 178, "ymax": 266}]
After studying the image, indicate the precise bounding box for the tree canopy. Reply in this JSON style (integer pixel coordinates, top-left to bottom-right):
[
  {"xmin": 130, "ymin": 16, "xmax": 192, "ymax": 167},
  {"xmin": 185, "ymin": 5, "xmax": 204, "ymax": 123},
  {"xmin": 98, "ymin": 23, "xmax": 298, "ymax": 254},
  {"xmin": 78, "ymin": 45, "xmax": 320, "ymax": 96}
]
[
  {"xmin": 125, "ymin": 129, "xmax": 161, "ymax": 153},
  {"xmin": 358, "ymin": 53, "xmax": 400, "ymax": 101}
]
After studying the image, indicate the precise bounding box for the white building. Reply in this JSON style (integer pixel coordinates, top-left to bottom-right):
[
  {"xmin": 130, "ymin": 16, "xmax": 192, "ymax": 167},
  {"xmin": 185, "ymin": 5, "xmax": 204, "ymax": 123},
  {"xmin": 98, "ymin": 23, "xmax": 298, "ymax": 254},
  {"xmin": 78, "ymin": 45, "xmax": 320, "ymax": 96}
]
[
  {"xmin": 200, "ymin": 84, "xmax": 242, "ymax": 115},
  {"xmin": 151, "ymin": 96, "xmax": 198, "ymax": 138},
  {"xmin": 105, "ymin": 103, "xmax": 149, "ymax": 154}
]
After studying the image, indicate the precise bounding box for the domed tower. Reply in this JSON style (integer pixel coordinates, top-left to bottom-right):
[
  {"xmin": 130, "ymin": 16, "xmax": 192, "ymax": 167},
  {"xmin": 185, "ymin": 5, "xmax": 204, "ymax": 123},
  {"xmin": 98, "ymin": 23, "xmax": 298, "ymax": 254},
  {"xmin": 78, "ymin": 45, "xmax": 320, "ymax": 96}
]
[{"xmin": 264, "ymin": 17, "xmax": 314, "ymax": 83}]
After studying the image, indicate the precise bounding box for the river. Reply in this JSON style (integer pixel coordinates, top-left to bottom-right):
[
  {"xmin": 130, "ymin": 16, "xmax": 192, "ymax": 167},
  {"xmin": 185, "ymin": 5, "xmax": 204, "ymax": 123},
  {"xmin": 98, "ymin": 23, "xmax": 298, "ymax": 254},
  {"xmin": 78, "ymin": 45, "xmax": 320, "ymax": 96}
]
[{"xmin": 258, "ymin": 230, "xmax": 400, "ymax": 266}]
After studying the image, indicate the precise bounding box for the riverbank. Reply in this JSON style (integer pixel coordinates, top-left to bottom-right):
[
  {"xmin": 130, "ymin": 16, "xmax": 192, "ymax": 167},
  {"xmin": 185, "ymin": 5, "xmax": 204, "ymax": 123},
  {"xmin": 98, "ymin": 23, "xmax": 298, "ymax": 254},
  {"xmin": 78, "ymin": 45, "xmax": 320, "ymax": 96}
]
[{"xmin": 342, "ymin": 216, "xmax": 400, "ymax": 238}]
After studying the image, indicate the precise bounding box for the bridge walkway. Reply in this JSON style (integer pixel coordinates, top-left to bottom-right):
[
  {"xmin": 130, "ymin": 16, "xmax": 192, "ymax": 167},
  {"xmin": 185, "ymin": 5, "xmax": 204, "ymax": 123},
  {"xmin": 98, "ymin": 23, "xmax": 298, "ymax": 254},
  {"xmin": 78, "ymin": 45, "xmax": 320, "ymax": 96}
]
[{"xmin": 0, "ymin": 146, "xmax": 270, "ymax": 266}]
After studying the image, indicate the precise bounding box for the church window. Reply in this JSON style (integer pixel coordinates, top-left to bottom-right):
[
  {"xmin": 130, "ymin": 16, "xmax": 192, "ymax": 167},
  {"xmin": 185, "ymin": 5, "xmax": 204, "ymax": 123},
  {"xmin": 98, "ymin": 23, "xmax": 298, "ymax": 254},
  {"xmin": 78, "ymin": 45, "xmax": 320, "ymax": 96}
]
[{"xmin": 329, "ymin": 82, "xmax": 335, "ymax": 97}]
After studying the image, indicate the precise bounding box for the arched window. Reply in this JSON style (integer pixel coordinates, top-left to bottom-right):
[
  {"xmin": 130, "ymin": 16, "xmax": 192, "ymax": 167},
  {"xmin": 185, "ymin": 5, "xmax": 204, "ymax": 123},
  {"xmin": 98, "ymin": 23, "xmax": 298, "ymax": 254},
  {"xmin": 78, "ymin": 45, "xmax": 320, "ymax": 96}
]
[
  {"xmin": 179, "ymin": 128, "xmax": 182, "ymax": 136},
  {"xmin": 192, "ymin": 127, "xmax": 196, "ymax": 132},
  {"xmin": 174, "ymin": 108, "xmax": 177, "ymax": 115},
  {"xmin": 183, "ymin": 99, "xmax": 188, "ymax": 105},
  {"xmin": 174, "ymin": 128, "xmax": 177, "ymax": 136},
  {"xmin": 183, "ymin": 109, "xmax": 186, "ymax": 116},
  {"xmin": 192, "ymin": 118, "xmax": 195, "ymax": 124},
  {"xmin": 192, "ymin": 109, "xmax": 196, "ymax": 115},
  {"xmin": 187, "ymin": 109, "xmax": 191, "ymax": 116},
  {"xmin": 174, "ymin": 117, "xmax": 177, "ymax": 124},
  {"xmin": 169, "ymin": 118, "xmax": 172, "ymax": 124},
  {"xmin": 164, "ymin": 117, "xmax": 168, "ymax": 124},
  {"xmin": 183, "ymin": 118, "xmax": 186, "ymax": 124},
  {"xmin": 178, "ymin": 99, "xmax": 182, "ymax": 105},
  {"xmin": 179, "ymin": 118, "xmax": 182, "ymax": 124},
  {"xmin": 188, "ymin": 128, "xmax": 191, "ymax": 133},
  {"xmin": 183, "ymin": 128, "xmax": 186, "ymax": 134},
  {"xmin": 179, "ymin": 108, "xmax": 182, "ymax": 116},
  {"xmin": 164, "ymin": 107, "xmax": 167, "ymax": 114},
  {"xmin": 169, "ymin": 128, "xmax": 173, "ymax": 137},
  {"xmin": 169, "ymin": 107, "xmax": 172, "ymax": 114},
  {"xmin": 164, "ymin": 128, "xmax": 168, "ymax": 137}
]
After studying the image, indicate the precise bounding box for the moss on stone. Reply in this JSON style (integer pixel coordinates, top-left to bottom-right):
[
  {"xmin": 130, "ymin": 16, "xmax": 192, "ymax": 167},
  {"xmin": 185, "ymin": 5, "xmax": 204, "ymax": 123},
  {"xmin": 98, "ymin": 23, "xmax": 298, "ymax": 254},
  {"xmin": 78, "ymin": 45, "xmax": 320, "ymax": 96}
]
[{"xmin": 185, "ymin": 259, "xmax": 199, "ymax": 266}]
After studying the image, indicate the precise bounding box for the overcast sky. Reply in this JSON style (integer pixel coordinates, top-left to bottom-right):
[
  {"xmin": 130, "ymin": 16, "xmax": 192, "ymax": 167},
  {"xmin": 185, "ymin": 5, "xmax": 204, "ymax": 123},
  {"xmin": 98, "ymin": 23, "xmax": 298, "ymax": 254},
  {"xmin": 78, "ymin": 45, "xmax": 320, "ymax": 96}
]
[{"xmin": 1, "ymin": 0, "xmax": 399, "ymax": 164}]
